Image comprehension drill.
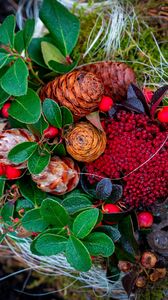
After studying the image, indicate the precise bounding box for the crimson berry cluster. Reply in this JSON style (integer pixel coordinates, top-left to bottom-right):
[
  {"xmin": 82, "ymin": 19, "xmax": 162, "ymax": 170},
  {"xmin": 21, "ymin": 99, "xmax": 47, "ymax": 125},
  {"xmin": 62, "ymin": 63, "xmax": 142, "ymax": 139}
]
[{"xmin": 87, "ymin": 110, "xmax": 168, "ymax": 208}]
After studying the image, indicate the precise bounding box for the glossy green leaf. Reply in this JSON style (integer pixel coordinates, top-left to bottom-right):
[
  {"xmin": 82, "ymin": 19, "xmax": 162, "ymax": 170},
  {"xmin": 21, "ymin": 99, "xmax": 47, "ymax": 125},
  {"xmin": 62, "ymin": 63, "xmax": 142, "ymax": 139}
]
[
  {"xmin": 43, "ymin": 98, "xmax": 62, "ymax": 128},
  {"xmin": 28, "ymin": 147, "xmax": 50, "ymax": 174},
  {"xmin": 41, "ymin": 41, "xmax": 66, "ymax": 67},
  {"xmin": 22, "ymin": 208, "xmax": 48, "ymax": 232},
  {"xmin": 95, "ymin": 225, "xmax": 121, "ymax": 242},
  {"xmin": 60, "ymin": 106, "xmax": 73, "ymax": 127},
  {"xmin": 0, "ymin": 86, "xmax": 10, "ymax": 109},
  {"xmin": 0, "ymin": 176, "xmax": 5, "ymax": 197},
  {"xmin": 0, "ymin": 202, "xmax": 14, "ymax": 224},
  {"xmin": 0, "ymin": 52, "xmax": 10, "ymax": 68},
  {"xmin": 66, "ymin": 235, "xmax": 91, "ymax": 272},
  {"xmin": 83, "ymin": 232, "xmax": 115, "ymax": 257},
  {"xmin": 39, "ymin": 0, "xmax": 80, "ymax": 56},
  {"xmin": 0, "ymin": 15, "xmax": 16, "ymax": 47},
  {"xmin": 23, "ymin": 19, "xmax": 35, "ymax": 49},
  {"xmin": 33, "ymin": 233, "xmax": 67, "ymax": 256},
  {"xmin": 19, "ymin": 176, "xmax": 46, "ymax": 206},
  {"xmin": 41, "ymin": 198, "xmax": 69, "ymax": 227},
  {"xmin": 48, "ymin": 59, "xmax": 78, "ymax": 74},
  {"xmin": 72, "ymin": 208, "xmax": 99, "ymax": 239},
  {"xmin": 8, "ymin": 88, "xmax": 41, "ymax": 123},
  {"xmin": 28, "ymin": 38, "xmax": 47, "ymax": 68},
  {"xmin": 62, "ymin": 193, "xmax": 92, "ymax": 215},
  {"xmin": 16, "ymin": 198, "xmax": 34, "ymax": 212},
  {"xmin": 14, "ymin": 30, "xmax": 24, "ymax": 53},
  {"xmin": 1, "ymin": 58, "xmax": 28, "ymax": 96},
  {"xmin": 53, "ymin": 143, "xmax": 66, "ymax": 156},
  {"xmin": 27, "ymin": 114, "xmax": 48, "ymax": 137},
  {"xmin": 8, "ymin": 142, "xmax": 38, "ymax": 164}
]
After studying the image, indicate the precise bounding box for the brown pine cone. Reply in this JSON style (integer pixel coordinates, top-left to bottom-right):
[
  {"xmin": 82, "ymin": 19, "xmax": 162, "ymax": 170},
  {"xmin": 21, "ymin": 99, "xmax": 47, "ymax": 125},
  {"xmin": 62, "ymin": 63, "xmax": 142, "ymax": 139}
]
[
  {"xmin": 79, "ymin": 61, "xmax": 136, "ymax": 101},
  {"xmin": 0, "ymin": 129, "xmax": 35, "ymax": 167},
  {"xmin": 65, "ymin": 122, "xmax": 106, "ymax": 162},
  {"xmin": 32, "ymin": 156, "xmax": 79, "ymax": 195},
  {"xmin": 40, "ymin": 70, "xmax": 104, "ymax": 118}
]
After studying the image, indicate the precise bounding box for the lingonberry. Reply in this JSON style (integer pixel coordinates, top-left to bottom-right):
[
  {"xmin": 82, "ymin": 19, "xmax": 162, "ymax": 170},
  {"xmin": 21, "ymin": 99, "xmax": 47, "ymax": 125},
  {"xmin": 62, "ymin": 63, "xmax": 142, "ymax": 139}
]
[
  {"xmin": 158, "ymin": 106, "xmax": 168, "ymax": 123},
  {"xmin": 5, "ymin": 165, "xmax": 22, "ymax": 180},
  {"xmin": 99, "ymin": 96, "xmax": 113, "ymax": 112},
  {"xmin": 143, "ymin": 87, "xmax": 153, "ymax": 103},
  {"xmin": 102, "ymin": 203, "xmax": 121, "ymax": 213},
  {"xmin": 43, "ymin": 126, "xmax": 59, "ymax": 138},
  {"xmin": 0, "ymin": 163, "xmax": 5, "ymax": 176},
  {"xmin": 141, "ymin": 251, "xmax": 157, "ymax": 269},
  {"xmin": 137, "ymin": 211, "xmax": 153, "ymax": 228},
  {"xmin": 1, "ymin": 102, "xmax": 11, "ymax": 118}
]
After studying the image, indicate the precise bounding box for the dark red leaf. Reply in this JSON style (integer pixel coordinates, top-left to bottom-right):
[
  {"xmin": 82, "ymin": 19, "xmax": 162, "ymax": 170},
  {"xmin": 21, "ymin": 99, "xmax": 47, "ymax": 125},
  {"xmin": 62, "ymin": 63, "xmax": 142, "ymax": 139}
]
[{"xmin": 150, "ymin": 85, "xmax": 168, "ymax": 120}]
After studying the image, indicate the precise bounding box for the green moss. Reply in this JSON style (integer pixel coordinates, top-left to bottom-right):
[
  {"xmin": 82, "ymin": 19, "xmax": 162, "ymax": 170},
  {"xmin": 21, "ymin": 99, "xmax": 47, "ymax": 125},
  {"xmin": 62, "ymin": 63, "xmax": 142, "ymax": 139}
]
[{"xmin": 72, "ymin": 2, "xmax": 168, "ymax": 88}]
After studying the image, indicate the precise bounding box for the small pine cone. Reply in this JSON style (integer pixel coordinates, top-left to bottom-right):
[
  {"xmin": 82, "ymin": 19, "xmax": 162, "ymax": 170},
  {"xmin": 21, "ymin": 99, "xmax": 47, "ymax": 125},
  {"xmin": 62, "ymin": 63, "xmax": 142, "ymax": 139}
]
[
  {"xmin": 79, "ymin": 61, "xmax": 136, "ymax": 101},
  {"xmin": 0, "ymin": 129, "xmax": 35, "ymax": 167},
  {"xmin": 32, "ymin": 156, "xmax": 79, "ymax": 195},
  {"xmin": 40, "ymin": 70, "xmax": 104, "ymax": 118},
  {"xmin": 65, "ymin": 122, "xmax": 106, "ymax": 162}
]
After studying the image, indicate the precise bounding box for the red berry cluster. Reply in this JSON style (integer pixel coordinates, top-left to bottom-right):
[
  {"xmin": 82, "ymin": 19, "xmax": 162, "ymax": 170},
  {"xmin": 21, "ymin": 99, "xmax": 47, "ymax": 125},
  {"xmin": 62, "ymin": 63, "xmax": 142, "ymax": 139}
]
[{"xmin": 86, "ymin": 111, "xmax": 168, "ymax": 208}]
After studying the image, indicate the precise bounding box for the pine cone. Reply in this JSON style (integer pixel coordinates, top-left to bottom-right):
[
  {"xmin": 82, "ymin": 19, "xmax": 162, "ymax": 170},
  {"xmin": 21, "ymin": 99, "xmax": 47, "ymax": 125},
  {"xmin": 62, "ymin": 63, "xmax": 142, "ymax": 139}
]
[
  {"xmin": 65, "ymin": 122, "xmax": 106, "ymax": 162},
  {"xmin": 79, "ymin": 61, "xmax": 136, "ymax": 101},
  {"xmin": 32, "ymin": 156, "xmax": 79, "ymax": 195},
  {"xmin": 0, "ymin": 129, "xmax": 35, "ymax": 167},
  {"xmin": 40, "ymin": 70, "xmax": 104, "ymax": 118}
]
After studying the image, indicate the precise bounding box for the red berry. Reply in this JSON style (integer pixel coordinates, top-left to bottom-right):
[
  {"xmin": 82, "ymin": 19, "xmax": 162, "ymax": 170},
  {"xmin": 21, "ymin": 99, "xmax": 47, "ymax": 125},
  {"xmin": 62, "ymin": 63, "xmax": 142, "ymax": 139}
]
[
  {"xmin": 137, "ymin": 211, "xmax": 153, "ymax": 228},
  {"xmin": 1, "ymin": 102, "xmax": 11, "ymax": 118},
  {"xmin": 143, "ymin": 87, "xmax": 154, "ymax": 103},
  {"xmin": 0, "ymin": 164, "xmax": 5, "ymax": 176},
  {"xmin": 13, "ymin": 218, "xmax": 19, "ymax": 223},
  {"xmin": 158, "ymin": 106, "xmax": 168, "ymax": 123},
  {"xmin": 99, "ymin": 96, "xmax": 113, "ymax": 112},
  {"xmin": 102, "ymin": 203, "xmax": 121, "ymax": 214},
  {"xmin": 5, "ymin": 165, "xmax": 22, "ymax": 180},
  {"xmin": 43, "ymin": 126, "xmax": 59, "ymax": 138}
]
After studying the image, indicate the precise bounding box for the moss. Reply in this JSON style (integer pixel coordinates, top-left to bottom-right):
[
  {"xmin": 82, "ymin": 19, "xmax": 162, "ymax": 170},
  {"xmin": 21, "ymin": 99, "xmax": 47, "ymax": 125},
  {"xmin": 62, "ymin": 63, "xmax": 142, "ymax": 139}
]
[{"xmin": 72, "ymin": 2, "xmax": 168, "ymax": 88}]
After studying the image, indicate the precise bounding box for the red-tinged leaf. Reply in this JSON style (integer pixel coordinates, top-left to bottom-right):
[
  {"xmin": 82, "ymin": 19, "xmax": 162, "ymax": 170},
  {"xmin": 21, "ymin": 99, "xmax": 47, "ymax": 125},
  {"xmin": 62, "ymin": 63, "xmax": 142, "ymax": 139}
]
[{"xmin": 150, "ymin": 85, "xmax": 168, "ymax": 120}]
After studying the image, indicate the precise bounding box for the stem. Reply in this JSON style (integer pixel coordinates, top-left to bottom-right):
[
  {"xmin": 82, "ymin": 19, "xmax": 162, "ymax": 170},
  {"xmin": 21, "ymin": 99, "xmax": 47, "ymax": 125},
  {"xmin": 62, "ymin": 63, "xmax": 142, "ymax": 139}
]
[{"xmin": 28, "ymin": 61, "xmax": 44, "ymax": 85}]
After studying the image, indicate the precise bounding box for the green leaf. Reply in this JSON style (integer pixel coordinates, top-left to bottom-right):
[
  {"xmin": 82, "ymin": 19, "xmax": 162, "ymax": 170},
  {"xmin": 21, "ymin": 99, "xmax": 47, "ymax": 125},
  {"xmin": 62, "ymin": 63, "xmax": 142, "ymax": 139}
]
[
  {"xmin": 43, "ymin": 98, "xmax": 62, "ymax": 128},
  {"xmin": 22, "ymin": 208, "xmax": 48, "ymax": 232},
  {"xmin": 41, "ymin": 41, "xmax": 66, "ymax": 67},
  {"xmin": 16, "ymin": 198, "xmax": 34, "ymax": 212},
  {"xmin": 40, "ymin": 198, "xmax": 69, "ymax": 227},
  {"xmin": 48, "ymin": 59, "xmax": 78, "ymax": 74},
  {"xmin": 0, "ymin": 58, "xmax": 28, "ymax": 96},
  {"xmin": 0, "ymin": 202, "xmax": 14, "ymax": 224},
  {"xmin": 23, "ymin": 19, "xmax": 35, "ymax": 49},
  {"xmin": 0, "ymin": 52, "xmax": 10, "ymax": 68},
  {"xmin": 61, "ymin": 106, "xmax": 73, "ymax": 127},
  {"xmin": 27, "ymin": 114, "xmax": 48, "ymax": 137},
  {"xmin": 28, "ymin": 146, "xmax": 51, "ymax": 174},
  {"xmin": 95, "ymin": 225, "xmax": 121, "ymax": 242},
  {"xmin": 0, "ymin": 86, "xmax": 10, "ymax": 109},
  {"xmin": 53, "ymin": 143, "xmax": 66, "ymax": 156},
  {"xmin": 72, "ymin": 208, "xmax": 99, "ymax": 239},
  {"xmin": 83, "ymin": 232, "xmax": 115, "ymax": 257},
  {"xmin": 0, "ymin": 176, "xmax": 5, "ymax": 197},
  {"xmin": 0, "ymin": 233, "xmax": 7, "ymax": 243},
  {"xmin": 8, "ymin": 116, "xmax": 28, "ymax": 129},
  {"xmin": 8, "ymin": 142, "xmax": 38, "ymax": 164},
  {"xmin": 19, "ymin": 176, "xmax": 46, "ymax": 206},
  {"xmin": 0, "ymin": 15, "xmax": 16, "ymax": 47},
  {"xmin": 62, "ymin": 192, "xmax": 92, "ymax": 215},
  {"xmin": 118, "ymin": 216, "xmax": 139, "ymax": 256},
  {"xmin": 14, "ymin": 30, "xmax": 24, "ymax": 53},
  {"xmin": 39, "ymin": 0, "xmax": 80, "ymax": 56},
  {"xmin": 66, "ymin": 235, "xmax": 91, "ymax": 272},
  {"xmin": 8, "ymin": 88, "xmax": 41, "ymax": 124},
  {"xmin": 33, "ymin": 233, "xmax": 67, "ymax": 256}
]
